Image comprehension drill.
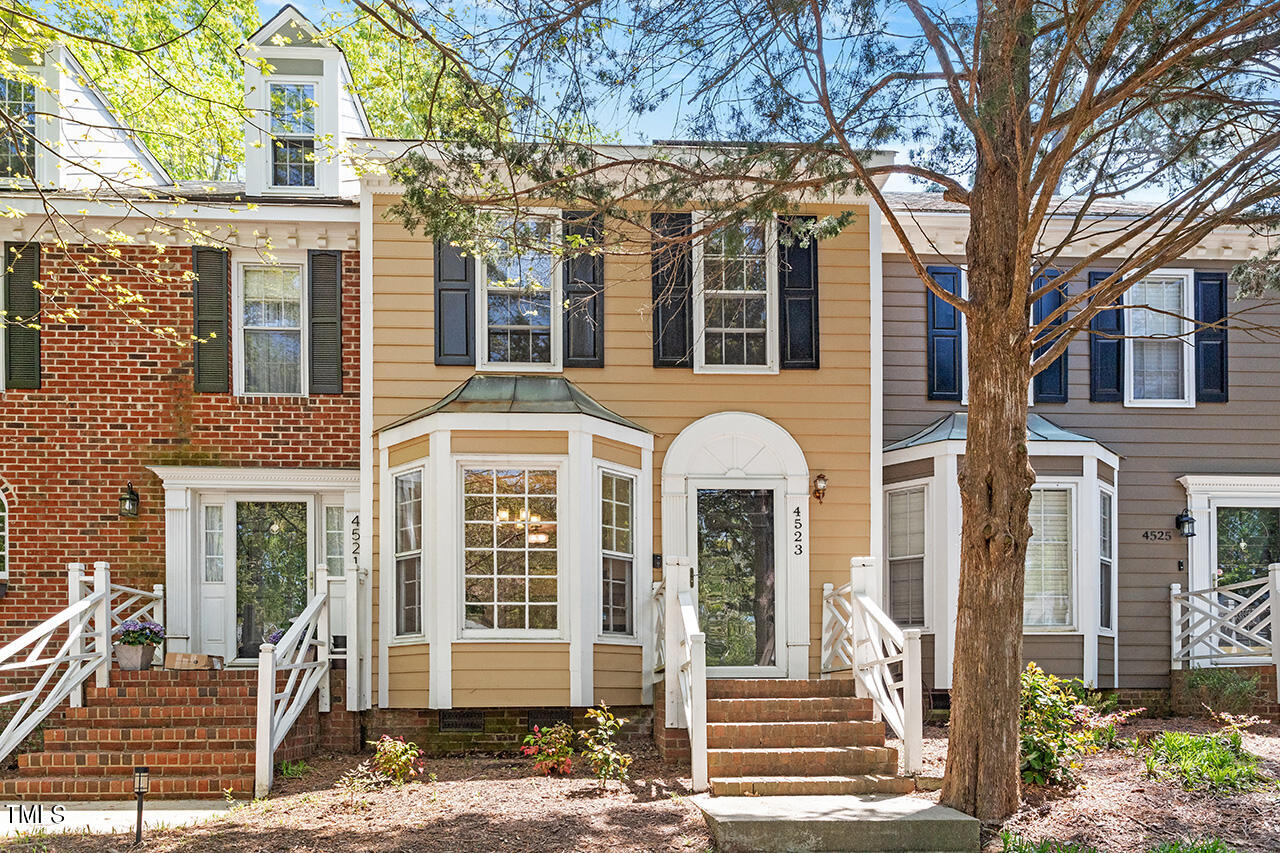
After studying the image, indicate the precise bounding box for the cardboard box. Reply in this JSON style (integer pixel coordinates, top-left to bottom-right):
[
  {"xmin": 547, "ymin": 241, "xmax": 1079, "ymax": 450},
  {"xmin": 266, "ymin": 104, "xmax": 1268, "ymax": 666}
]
[{"xmin": 163, "ymin": 652, "xmax": 224, "ymax": 671}]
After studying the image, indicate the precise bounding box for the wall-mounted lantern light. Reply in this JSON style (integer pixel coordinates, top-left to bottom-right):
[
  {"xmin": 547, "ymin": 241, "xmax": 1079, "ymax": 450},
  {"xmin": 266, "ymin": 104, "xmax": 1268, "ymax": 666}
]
[
  {"xmin": 133, "ymin": 765, "xmax": 150, "ymax": 845},
  {"xmin": 812, "ymin": 473, "xmax": 829, "ymax": 504},
  {"xmin": 119, "ymin": 482, "xmax": 140, "ymax": 518},
  {"xmin": 1175, "ymin": 509, "xmax": 1196, "ymax": 538}
]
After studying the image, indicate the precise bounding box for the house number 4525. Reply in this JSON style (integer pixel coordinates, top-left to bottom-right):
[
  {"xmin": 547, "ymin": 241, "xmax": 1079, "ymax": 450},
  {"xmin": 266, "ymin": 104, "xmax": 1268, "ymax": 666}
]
[{"xmin": 793, "ymin": 507, "xmax": 804, "ymax": 555}]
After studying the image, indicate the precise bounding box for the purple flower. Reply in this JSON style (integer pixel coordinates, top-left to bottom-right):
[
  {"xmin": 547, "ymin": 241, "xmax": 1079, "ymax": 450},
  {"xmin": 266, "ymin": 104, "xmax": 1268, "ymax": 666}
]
[
  {"xmin": 113, "ymin": 619, "xmax": 165, "ymax": 646},
  {"xmin": 267, "ymin": 628, "xmax": 286, "ymax": 645}
]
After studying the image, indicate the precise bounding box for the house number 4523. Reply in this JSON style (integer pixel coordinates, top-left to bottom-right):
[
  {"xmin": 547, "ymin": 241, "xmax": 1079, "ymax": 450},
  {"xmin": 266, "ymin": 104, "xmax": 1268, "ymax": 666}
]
[{"xmin": 793, "ymin": 507, "xmax": 804, "ymax": 555}]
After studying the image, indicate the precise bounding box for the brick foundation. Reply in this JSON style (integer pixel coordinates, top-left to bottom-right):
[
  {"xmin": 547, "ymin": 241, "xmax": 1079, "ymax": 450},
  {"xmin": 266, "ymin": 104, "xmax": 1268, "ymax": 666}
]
[
  {"xmin": 1170, "ymin": 665, "xmax": 1280, "ymax": 718},
  {"xmin": 651, "ymin": 679, "xmax": 690, "ymax": 763}
]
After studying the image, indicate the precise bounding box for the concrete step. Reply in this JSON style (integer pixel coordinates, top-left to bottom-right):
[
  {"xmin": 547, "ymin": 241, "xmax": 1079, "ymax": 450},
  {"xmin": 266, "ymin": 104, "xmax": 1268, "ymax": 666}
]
[
  {"xmin": 710, "ymin": 774, "xmax": 915, "ymax": 796},
  {"xmin": 707, "ymin": 679, "xmax": 861, "ymax": 699},
  {"xmin": 696, "ymin": 793, "xmax": 980, "ymax": 853},
  {"xmin": 0, "ymin": 774, "xmax": 253, "ymax": 801},
  {"xmin": 707, "ymin": 720, "xmax": 885, "ymax": 750},
  {"xmin": 707, "ymin": 696, "xmax": 873, "ymax": 723},
  {"xmin": 707, "ymin": 746, "xmax": 897, "ymax": 777}
]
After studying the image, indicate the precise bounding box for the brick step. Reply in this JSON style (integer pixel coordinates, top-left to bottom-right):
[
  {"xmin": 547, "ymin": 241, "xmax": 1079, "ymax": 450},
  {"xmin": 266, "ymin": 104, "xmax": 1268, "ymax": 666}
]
[
  {"xmin": 707, "ymin": 679, "xmax": 861, "ymax": 700},
  {"xmin": 19, "ymin": 749, "xmax": 255, "ymax": 776},
  {"xmin": 107, "ymin": 670, "xmax": 258, "ymax": 685},
  {"xmin": 65, "ymin": 707, "xmax": 256, "ymax": 726},
  {"xmin": 707, "ymin": 746, "xmax": 898, "ymax": 778},
  {"xmin": 709, "ymin": 774, "xmax": 916, "ymax": 797},
  {"xmin": 44, "ymin": 726, "xmax": 256, "ymax": 753},
  {"xmin": 86, "ymin": 685, "xmax": 257, "ymax": 702},
  {"xmin": 0, "ymin": 774, "xmax": 253, "ymax": 801},
  {"xmin": 707, "ymin": 696, "xmax": 873, "ymax": 723},
  {"xmin": 706, "ymin": 720, "xmax": 885, "ymax": 750}
]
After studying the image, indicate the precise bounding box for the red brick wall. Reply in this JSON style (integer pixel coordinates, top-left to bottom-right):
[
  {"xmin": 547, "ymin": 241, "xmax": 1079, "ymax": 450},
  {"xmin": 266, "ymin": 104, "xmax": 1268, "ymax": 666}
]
[{"xmin": 0, "ymin": 244, "xmax": 360, "ymax": 635}]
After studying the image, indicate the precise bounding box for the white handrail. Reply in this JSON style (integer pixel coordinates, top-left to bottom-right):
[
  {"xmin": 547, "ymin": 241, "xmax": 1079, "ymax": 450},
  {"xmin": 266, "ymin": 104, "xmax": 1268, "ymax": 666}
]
[
  {"xmin": 821, "ymin": 560, "xmax": 923, "ymax": 774},
  {"xmin": 255, "ymin": 566, "xmax": 332, "ymax": 798},
  {"xmin": 675, "ymin": 582, "xmax": 708, "ymax": 791},
  {"xmin": 1171, "ymin": 565, "xmax": 1278, "ymax": 701},
  {"xmin": 0, "ymin": 564, "xmax": 115, "ymax": 764}
]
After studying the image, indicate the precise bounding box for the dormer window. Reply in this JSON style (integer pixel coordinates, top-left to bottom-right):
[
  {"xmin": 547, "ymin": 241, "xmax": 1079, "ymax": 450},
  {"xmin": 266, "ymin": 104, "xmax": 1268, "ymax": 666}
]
[
  {"xmin": 269, "ymin": 82, "xmax": 316, "ymax": 188},
  {"xmin": 0, "ymin": 78, "xmax": 36, "ymax": 180}
]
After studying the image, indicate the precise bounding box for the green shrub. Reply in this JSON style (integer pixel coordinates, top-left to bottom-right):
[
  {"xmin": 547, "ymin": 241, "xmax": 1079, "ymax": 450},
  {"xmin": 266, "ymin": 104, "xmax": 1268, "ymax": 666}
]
[
  {"xmin": 1184, "ymin": 669, "xmax": 1260, "ymax": 714},
  {"xmin": 1140, "ymin": 728, "xmax": 1271, "ymax": 792},
  {"xmin": 368, "ymin": 734, "xmax": 426, "ymax": 784},
  {"xmin": 279, "ymin": 759, "xmax": 312, "ymax": 779},
  {"xmin": 577, "ymin": 703, "xmax": 633, "ymax": 790},
  {"xmin": 521, "ymin": 722, "xmax": 575, "ymax": 775},
  {"xmin": 1147, "ymin": 840, "xmax": 1240, "ymax": 853},
  {"xmin": 1000, "ymin": 832, "xmax": 1099, "ymax": 853}
]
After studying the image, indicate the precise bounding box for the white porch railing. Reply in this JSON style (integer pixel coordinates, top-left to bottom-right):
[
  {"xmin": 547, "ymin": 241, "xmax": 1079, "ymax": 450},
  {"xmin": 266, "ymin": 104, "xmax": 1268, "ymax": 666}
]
[
  {"xmin": 661, "ymin": 558, "xmax": 707, "ymax": 792},
  {"xmin": 821, "ymin": 558, "xmax": 922, "ymax": 775},
  {"xmin": 1171, "ymin": 565, "xmax": 1279, "ymax": 700},
  {"xmin": 255, "ymin": 566, "xmax": 332, "ymax": 798},
  {"xmin": 648, "ymin": 580, "xmax": 665, "ymax": 686}
]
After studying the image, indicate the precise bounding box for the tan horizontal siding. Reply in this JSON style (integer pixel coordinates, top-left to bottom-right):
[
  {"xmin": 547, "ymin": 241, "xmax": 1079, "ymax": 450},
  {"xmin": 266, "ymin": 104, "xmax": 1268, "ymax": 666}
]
[
  {"xmin": 593, "ymin": 644, "xmax": 643, "ymax": 706},
  {"xmin": 452, "ymin": 643, "xmax": 571, "ymax": 707},
  {"xmin": 593, "ymin": 436, "xmax": 643, "ymax": 470},
  {"xmin": 452, "ymin": 430, "xmax": 569, "ymax": 456},
  {"xmin": 387, "ymin": 644, "xmax": 429, "ymax": 709},
  {"xmin": 387, "ymin": 435, "xmax": 429, "ymax": 468}
]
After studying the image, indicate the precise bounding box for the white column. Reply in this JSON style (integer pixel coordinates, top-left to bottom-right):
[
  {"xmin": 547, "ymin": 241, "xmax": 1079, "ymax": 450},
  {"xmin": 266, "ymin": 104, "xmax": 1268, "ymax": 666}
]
[
  {"xmin": 661, "ymin": 475, "xmax": 689, "ymax": 725},
  {"xmin": 254, "ymin": 643, "xmax": 277, "ymax": 798},
  {"xmin": 939, "ymin": 453, "xmax": 962, "ymax": 689},
  {"xmin": 92, "ymin": 563, "xmax": 111, "ymax": 689},
  {"xmin": 1169, "ymin": 583, "xmax": 1183, "ymax": 670},
  {"xmin": 162, "ymin": 487, "xmax": 193, "ymax": 654},
  {"xmin": 567, "ymin": 431, "xmax": 594, "ymax": 707},
  {"xmin": 784, "ymin": 485, "xmax": 810, "ymax": 680},
  {"xmin": 1081, "ymin": 459, "xmax": 1100, "ymax": 687},
  {"xmin": 428, "ymin": 430, "xmax": 455, "ymax": 709},
  {"xmin": 638, "ymin": 445, "xmax": 655, "ymax": 705},
  {"xmin": 67, "ymin": 563, "xmax": 85, "ymax": 707},
  {"xmin": 377, "ymin": 445, "xmax": 392, "ymax": 709},
  {"xmin": 344, "ymin": 488, "xmax": 362, "ymax": 711}
]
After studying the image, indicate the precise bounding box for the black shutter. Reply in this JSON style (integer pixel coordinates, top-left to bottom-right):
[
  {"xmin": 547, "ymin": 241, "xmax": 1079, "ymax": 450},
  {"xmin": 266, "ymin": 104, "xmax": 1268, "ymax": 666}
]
[
  {"xmin": 1032, "ymin": 271, "xmax": 1068, "ymax": 403},
  {"xmin": 192, "ymin": 246, "xmax": 229, "ymax": 393},
  {"xmin": 308, "ymin": 249, "xmax": 343, "ymax": 394},
  {"xmin": 925, "ymin": 265, "xmax": 962, "ymax": 400},
  {"xmin": 778, "ymin": 216, "xmax": 820, "ymax": 369},
  {"xmin": 434, "ymin": 238, "xmax": 476, "ymax": 366},
  {"xmin": 4, "ymin": 242, "xmax": 40, "ymax": 390},
  {"xmin": 1195, "ymin": 271, "xmax": 1229, "ymax": 403},
  {"xmin": 652, "ymin": 212, "xmax": 692, "ymax": 367},
  {"xmin": 1088, "ymin": 270, "xmax": 1124, "ymax": 402},
  {"xmin": 563, "ymin": 211, "xmax": 605, "ymax": 367}
]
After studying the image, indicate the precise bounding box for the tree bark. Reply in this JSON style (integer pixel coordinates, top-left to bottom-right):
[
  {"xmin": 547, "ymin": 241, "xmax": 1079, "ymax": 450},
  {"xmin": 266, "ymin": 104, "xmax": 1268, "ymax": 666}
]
[{"xmin": 938, "ymin": 0, "xmax": 1037, "ymax": 821}]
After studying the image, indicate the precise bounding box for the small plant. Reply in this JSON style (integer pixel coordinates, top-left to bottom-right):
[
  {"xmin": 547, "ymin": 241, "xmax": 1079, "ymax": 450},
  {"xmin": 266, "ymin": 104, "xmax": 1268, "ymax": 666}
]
[
  {"xmin": 368, "ymin": 734, "xmax": 426, "ymax": 784},
  {"xmin": 279, "ymin": 758, "xmax": 312, "ymax": 779},
  {"xmin": 336, "ymin": 760, "xmax": 391, "ymax": 809},
  {"xmin": 1147, "ymin": 840, "xmax": 1240, "ymax": 853},
  {"xmin": 112, "ymin": 619, "xmax": 165, "ymax": 646},
  {"xmin": 1020, "ymin": 663, "xmax": 1088, "ymax": 786},
  {"xmin": 521, "ymin": 722, "xmax": 575, "ymax": 775},
  {"xmin": 1000, "ymin": 833, "xmax": 1099, "ymax": 853},
  {"xmin": 1140, "ymin": 728, "xmax": 1272, "ymax": 792},
  {"xmin": 577, "ymin": 703, "xmax": 633, "ymax": 790},
  {"xmin": 1185, "ymin": 668, "xmax": 1260, "ymax": 714}
]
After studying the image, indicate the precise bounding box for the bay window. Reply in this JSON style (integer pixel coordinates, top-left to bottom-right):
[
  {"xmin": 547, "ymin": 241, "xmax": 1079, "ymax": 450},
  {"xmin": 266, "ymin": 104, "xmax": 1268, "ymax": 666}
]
[
  {"xmin": 1025, "ymin": 488, "xmax": 1072, "ymax": 628},
  {"xmin": 601, "ymin": 471, "xmax": 634, "ymax": 635},
  {"xmin": 886, "ymin": 485, "xmax": 926, "ymax": 627},
  {"xmin": 1099, "ymin": 489, "xmax": 1114, "ymax": 631},
  {"xmin": 1125, "ymin": 271, "xmax": 1194, "ymax": 407},
  {"xmin": 394, "ymin": 471, "xmax": 423, "ymax": 636}
]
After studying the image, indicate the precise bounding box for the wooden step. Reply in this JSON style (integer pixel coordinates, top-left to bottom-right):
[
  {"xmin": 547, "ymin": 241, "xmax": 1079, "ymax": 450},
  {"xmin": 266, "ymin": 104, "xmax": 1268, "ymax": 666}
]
[
  {"xmin": 706, "ymin": 720, "xmax": 885, "ymax": 750},
  {"xmin": 707, "ymin": 745, "xmax": 898, "ymax": 777},
  {"xmin": 707, "ymin": 679, "xmax": 860, "ymax": 699},
  {"xmin": 707, "ymin": 696, "xmax": 873, "ymax": 723},
  {"xmin": 709, "ymin": 774, "xmax": 916, "ymax": 797}
]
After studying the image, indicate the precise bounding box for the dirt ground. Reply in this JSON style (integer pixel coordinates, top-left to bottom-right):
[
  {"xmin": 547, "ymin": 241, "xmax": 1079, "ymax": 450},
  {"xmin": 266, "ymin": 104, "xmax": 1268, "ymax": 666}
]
[{"xmin": 893, "ymin": 717, "xmax": 1280, "ymax": 853}]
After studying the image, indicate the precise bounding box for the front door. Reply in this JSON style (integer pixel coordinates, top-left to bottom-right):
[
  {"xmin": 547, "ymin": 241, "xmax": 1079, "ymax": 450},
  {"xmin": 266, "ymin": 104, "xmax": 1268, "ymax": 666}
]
[{"xmin": 693, "ymin": 486, "xmax": 783, "ymax": 676}]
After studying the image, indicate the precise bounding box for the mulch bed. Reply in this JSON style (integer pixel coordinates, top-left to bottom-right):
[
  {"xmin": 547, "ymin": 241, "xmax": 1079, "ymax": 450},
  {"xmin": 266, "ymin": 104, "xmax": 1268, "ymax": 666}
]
[
  {"xmin": 1, "ymin": 748, "xmax": 710, "ymax": 853},
  {"xmin": 894, "ymin": 717, "xmax": 1280, "ymax": 853}
]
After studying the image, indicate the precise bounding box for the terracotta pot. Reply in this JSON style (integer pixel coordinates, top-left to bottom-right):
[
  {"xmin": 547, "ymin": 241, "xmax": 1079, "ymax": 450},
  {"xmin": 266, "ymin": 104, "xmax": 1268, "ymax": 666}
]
[{"xmin": 115, "ymin": 643, "xmax": 157, "ymax": 671}]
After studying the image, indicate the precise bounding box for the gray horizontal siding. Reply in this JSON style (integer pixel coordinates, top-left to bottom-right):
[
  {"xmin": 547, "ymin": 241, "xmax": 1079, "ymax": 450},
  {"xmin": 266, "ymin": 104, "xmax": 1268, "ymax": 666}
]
[
  {"xmin": 884, "ymin": 255, "xmax": 1280, "ymax": 689},
  {"xmin": 1098, "ymin": 637, "xmax": 1116, "ymax": 688},
  {"xmin": 919, "ymin": 632, "xmax": 1084, "ymax": 686}
]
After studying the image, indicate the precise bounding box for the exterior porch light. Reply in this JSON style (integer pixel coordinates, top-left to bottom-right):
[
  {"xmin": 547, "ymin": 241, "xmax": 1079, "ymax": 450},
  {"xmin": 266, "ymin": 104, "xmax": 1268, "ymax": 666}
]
[
  {"xmin": 119, "ymin": 482, "xmax": 140, "ymax": 518},
  {"xmin": 812, "ymin": 473, "xmax": 829, "ymax": 504},
  {"xmin": 133, "ymin": 765, "xmax": 150, "ymax": 845},
  {"xmin": 1175, "ymin": 509, "xmax": 1196, "ymax": 538}
]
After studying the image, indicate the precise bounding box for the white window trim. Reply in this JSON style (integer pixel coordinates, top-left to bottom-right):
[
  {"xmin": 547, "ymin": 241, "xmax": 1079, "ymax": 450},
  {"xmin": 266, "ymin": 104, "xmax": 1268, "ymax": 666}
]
[
  {"xmin": 232, "ymin": 252, "xmax": 309, "ymax": 398},
  {"xmin": 388, "ymin": 463, "xmax": 427, "ymax": 641},
  {"xmin": 456, "ymin": 456, "xmax": 569, "ymax": 641},
  {"xmin": 692, "ymin": 213, "xmax": 780, "ymax": 375},
  {"xmin": 475, "ymin": 212, "xmax": 564, "ymax": 373},
  {"xmin": 264, "ymin": 75, "xmax": 325, "ymax": 195},
  {"xmin": 1098, "ymin": 483, "xmax": 1117, "ymax": 637},
  {"xmin": 595, "ymin": 461, "xmax": 642, "ymax": 644},
  {"xmin": 1024, "ymin": 481, "xmax": 1079, "ymax": 634},
  {"xmin": 884, "ymin": 480, "xmax": 931, "ymax": 631},
  {"xmin": 1123, "ymin": 268, "xmax": 1196, "ymax": 409}
]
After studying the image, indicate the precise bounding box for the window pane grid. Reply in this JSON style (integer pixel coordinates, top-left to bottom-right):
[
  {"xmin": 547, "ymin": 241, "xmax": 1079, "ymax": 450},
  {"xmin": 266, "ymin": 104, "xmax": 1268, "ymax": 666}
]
[
  {"xmin": 1129, "ymin": 275, "xmax": 1187, "ymax": 401},
  {"xmin": 887, "ymin": 487, "xmax": 926, "ymax": 627},
  {"xmin": 395, "ymin": 471, "xmax": 423, "ymax": 635},
  {"xmin": 1025, "ymin": 489, "xmax": 1072, "ymax": 627},
  {"xmin": 269, "ymin": 83, "xmax": 316, "ymax": 188},
  {"xmin": 703, "ymin": 222, "xmax": 768, "ymax": 366},
  {"xmin": 203, "ymin": 505, "xmax": 224, "ymax": 583},
  {"xmin": 463, "ymin": 468, "xmax": 558, "ymax": 631},
  {"xmin": 0, "ymin": 78, "xmax": 36, "ymax": 179},
  {"xmin": 601, "ymin": 473, "xmax": 634, "ymax": 635},
  {"xmin": 484, "ymin": 219, "xmax": 555, "ymax": 366},
  {"xmin": 1100, "ymin": 491, "xmax": 1113, "ymax": 630},
  {"xmin": 242, "ymin": 265, "xmax": 303, "ymax": 394},
  {"xmin": 324, "ymin": 505, "xmax": 345, "ymax": 576}
]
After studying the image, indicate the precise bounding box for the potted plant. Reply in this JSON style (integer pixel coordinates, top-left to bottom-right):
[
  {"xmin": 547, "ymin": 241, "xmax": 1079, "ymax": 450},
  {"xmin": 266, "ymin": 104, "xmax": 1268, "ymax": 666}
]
[{"xmin": 113, "ymin": 619, "xmax": 165, "ymax": 670}]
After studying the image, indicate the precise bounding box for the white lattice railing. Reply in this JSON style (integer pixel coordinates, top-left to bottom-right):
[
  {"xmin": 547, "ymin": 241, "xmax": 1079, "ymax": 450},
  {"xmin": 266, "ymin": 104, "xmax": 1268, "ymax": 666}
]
[
  {"xmin": 660, "ymin": 558, "xmax": 707, "ymax": 792},
  {"xmin": 821, "ymin": 558, "xmax": 922, "ymax": 774},
  {"xmin": 648, "ymin": 581, "xmax": 666, "ymax": 686},
  {"xmin": 1171, "ymin": 565, "xmax": 1279, "ymax": 700},
  {"xmin": 255, "ymin": 566, "xmax": 332, "ymax": 798}
]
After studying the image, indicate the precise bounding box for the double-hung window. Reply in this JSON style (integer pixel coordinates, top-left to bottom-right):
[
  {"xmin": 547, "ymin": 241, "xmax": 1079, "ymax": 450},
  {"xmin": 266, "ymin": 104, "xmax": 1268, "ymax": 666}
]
[
  {"xmin": 1125, "ymin": 270, "xmax": 1194, "ymax": 407},
  {"xmin": 1099, "ymin": 489, "xmax": 1114, "ymax": 631},
  {"xmin": 240, "ymin": 263, "xmax": 305, "ymax": 394},
  {"xmin": 0, "ymin": 78, "xmax": 36, "ymax": 180},
  {"xmin": 694, "ymin": 219, "xmax": 778, "ymax": 372},
  {"xmin": 269, "ymin": 82, "xmax": 317, "ymax": 188},
  {"xmin": 463, "ymin": 467, "xmax": 559, "ymax": 632},
  {"xmin": 601, "ymin": 471, "xmax": 635, "ymax": 635},
  {"xmin": 1025, "ymin": 488, "xmax": 1073, "ymax": 628},
  {"xmin": 478, "ymin": 216, "xmax": 560, "ymax": 370},
  {"xmin": 886, "ymin": 486, "xmax": 926, "ymax": 627},
  {"xmin": 394, "ymin": 471, "xmax": 423, "ymax": 637}
]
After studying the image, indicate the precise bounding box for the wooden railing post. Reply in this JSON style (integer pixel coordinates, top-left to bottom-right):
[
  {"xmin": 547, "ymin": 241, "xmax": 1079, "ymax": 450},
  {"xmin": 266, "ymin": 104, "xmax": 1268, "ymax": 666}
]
[
  {"xmin": 92, "ymin": 562, "xmax": 111, "ymax": 689},
  {"xmin": 902, "ymin": 628, "xmax": 923, "ymax": 775},
  {"xmin": 255, "ymin": 642, "xmax": 277, "ymax": 798},
  {"xmin": 316, "ymin": 566, "xmax": 331, "ymax": 714},
  {"xmin": 820, "ymin": 582, "xmax": 834, "ymax": 679},
  {"xmin": 663, "ymin": 560, "xmax": 684, "ymax": 728},
  {"xmin": 1268, "ymin": 565, "xmax": 1280, "ymax": 701},
  {"xmin": 688, "ymin": 630, "xmax": 708, "ymax": 792},
  {"xmin": 1170, "ymin": 583, "xmax": 1182, "ymax": 670},
  {"xmin": 67, "ymin": 563, "xmax": 86, "ymax": 707}
]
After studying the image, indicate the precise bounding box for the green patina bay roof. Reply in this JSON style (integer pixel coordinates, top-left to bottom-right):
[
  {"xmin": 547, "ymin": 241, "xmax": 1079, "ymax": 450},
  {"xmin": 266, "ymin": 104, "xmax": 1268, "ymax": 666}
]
[
  {"xmin": 884, "ymin": 412, "xmax": 1099, "ymax": 451},
  {"xmin": 379, "ymin": 375, "xmax": 647, "ymax": 433}
]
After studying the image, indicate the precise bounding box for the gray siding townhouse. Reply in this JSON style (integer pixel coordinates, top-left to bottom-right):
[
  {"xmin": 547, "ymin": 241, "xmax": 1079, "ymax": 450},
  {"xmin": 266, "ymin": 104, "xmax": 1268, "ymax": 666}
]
[{"xmin": 879, "ymin": 193, "xmax": 1280, "ymax": 696}]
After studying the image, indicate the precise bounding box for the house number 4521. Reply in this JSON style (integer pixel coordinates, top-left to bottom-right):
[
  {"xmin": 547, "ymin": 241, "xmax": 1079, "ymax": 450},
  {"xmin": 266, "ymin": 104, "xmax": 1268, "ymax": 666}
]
[{"xmin": 793, "ymin": 507, "xmax": 804, "ymax": 555}]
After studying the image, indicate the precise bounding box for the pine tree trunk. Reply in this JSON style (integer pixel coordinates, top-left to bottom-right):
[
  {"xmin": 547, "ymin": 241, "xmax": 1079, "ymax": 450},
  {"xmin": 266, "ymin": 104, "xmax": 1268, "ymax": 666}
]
[{"xmin": 938, "ymin": 0, "xmax": 1036, "ymax": 821}]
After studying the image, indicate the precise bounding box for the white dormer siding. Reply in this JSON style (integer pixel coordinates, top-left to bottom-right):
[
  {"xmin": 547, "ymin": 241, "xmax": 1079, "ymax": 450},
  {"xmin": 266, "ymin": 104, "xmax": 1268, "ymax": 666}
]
[{"xmin": 241, "ymin": 6, "xmax": 372, "ymax": 199}]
